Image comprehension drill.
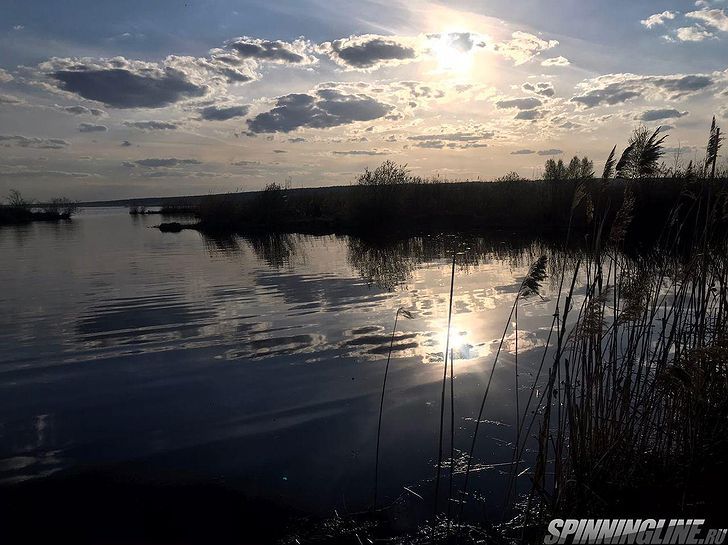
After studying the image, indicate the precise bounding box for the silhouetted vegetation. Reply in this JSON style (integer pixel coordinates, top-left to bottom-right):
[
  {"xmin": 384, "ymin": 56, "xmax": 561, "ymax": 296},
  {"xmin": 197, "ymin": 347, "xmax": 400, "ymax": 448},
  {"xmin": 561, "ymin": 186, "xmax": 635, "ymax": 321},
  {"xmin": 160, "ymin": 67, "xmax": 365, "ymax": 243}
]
[
  {"xmin": 316, "ymin": 118, "xmax": 728, "ymax": 543},
  {"xmin": 543, "ymin": 155, "xmax": 593, "ymax": 181},
  {"xmin": 0, "ymin": 189, "xmax": 79, "ymax": 225},
  {"xmin": 156, "ymin": 119, "xmax": 725, "ymax": 250}
]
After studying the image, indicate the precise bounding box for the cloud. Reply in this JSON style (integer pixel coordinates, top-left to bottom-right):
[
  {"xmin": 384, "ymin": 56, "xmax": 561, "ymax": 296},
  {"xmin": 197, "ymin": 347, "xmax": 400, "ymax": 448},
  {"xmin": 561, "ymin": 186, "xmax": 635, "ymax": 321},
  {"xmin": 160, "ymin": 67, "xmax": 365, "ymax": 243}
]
[
  {"xmin": 0, "ymin": 168, "xmax": 97, "ymax": 178},
  {"xmin": 410, "ymin": 140, "xmax": 488, "ymax": 149},
  {"xmin": 572, "ymin": 72, "xmax": 716, "ymax": 108},
  {"xmin": 427, "ymin": 31, "xmax": 485, "ymax": 53},
  {"xmin": 493, "ymin": 32, "xmax": 559, "ymax": 65},
  {"xmin": 319, "ymin": 34, "xmax": 420, "ymax": 70},
  {"xmin": 332, "ymin": 149, "xmax": 389, "ymax": 156},
  {"xmin": 123, "ymin": 120, "xmax": 178, "ymax": 130},
  {"xmin": 247, "ymin": 88, "xmax": 392, "ymax": 133},
  {"xmin": 0, "ymin": 135, "xmax": 70, "ymax": 149},
  {"xmin": 0, "ymin": 94, "xmax": 23, "ymax": 104},
  {"xmin": 58, "ymin": 104, "xmax": 107, "ymax": 116},
  {"xmin": 126, "ymin": 158, "xmax": 202, "ymax": 167},
  {"xmin": 522, "ymin": 82, "xmax": 555, "ymax": 97},
  {"xmin": 408, "ymin": 131, "xmax": 494, "ymax": 143},
  {"xmin": 495, "ymin": 97, "xmax": 542, "ymax": 110},
  {"xmin": 226, "ymin": 36, "xmax": 315, "ymax": 64},
  {"xmin": 0, "ymin": 69, "xmax": 14, "ymax": 83},
  {"xmin": 198, "ymin": 104, "xmax": 249, "ymax": 121},
  {"xmin": 511, "ymin": 149, "xmax": 535, "ymax": 155},
  {"xmin": 78, "ymin": 122, "xmax": 108, "ymax": 132},
  {"xmin": 515, "ymin": 109, "xmax": 543, "ymax": 120},
  {"xmin": 676, "ymin": 26, "xmax": 715, "ymax": 41},
  {"xmin": 686, "ymin": 8, "xmax": 728, "ymax": 32},
  {"xmin": 538, "ymin": 149, "xmax": 563, "ymax": 156},
  {"xmin": 407, "ymin": 131, "xmax": 493, "ymax": 149},
  {"xmin": 641, "ymin": 11, "xmax": 677, "ymax": 29},
  {"xmin": 397, "ymin": 81, "xmax": 447, "ymax": 100},
  {"xmin": 406, "ymin": 131, "xmax": 493, "ymax": 149},
  {"xmin": 231, "ymin": 160, "xmax": 260, "ymax": 166},
  {"xmin": 40, "ymin": 57, "xmax": 209, "ymax": 108},
  {"xmin": 167, "ymin": 53, "xmax": 257, "ymax": 84},
  {"xmin": 638, "ymin": 108, "xmax": 689, "ymax": 121},
  {"xmin": 541, "ymin": 56, "xmax": 570, "ymax": 67}
]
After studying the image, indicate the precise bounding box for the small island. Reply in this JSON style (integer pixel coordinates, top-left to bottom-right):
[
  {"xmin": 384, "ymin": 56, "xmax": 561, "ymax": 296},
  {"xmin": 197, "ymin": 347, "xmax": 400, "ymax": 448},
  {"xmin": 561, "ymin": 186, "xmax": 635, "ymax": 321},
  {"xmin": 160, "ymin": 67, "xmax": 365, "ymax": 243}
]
[{"xmin": 0, "ymin": 190, "xmax": 79, "ymax": 226}]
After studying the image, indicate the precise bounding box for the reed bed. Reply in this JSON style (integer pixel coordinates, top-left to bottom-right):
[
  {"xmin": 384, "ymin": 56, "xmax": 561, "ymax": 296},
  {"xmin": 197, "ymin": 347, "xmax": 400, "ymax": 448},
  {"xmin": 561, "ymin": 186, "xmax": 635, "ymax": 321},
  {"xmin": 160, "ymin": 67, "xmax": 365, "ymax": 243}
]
[{"xmin": 366, "ymin": 120, "xmax": 728, "ymax": 543}]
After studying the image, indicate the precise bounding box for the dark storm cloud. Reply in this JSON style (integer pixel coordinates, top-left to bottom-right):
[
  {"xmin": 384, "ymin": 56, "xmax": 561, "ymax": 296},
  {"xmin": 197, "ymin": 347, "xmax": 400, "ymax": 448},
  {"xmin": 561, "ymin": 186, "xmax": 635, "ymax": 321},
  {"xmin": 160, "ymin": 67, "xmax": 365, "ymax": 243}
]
[
  {"xmin": 572, "ymin": 73, "xmax": 715, "ymax": 108},
  {"xmin": 246, "ymin": 88, "xmax": 392, "ymax": 133},
  {"xmin": 126, "ymin": 158, "xmax": 202, "ymax": 167},
  {"xmin": 495, "ymin": 97, "xmax": 543, "ymax": 110},
  {"xmin": 123, "ymin": 120, "xmax": 178, "ymax": 130},
  {"xmin": 0, "ymin": 135, "xmax": 70, "ymax": 149},
  {"xmin": 198, "ymin": 104, "xmax": 249, "ymax": 121},
  {"xmin": 538, "ymin": 149, "xmax": 563, "ymax": 156},
  {"xmin": 639, "ymin": 108, "xmax": 688, "ymax": 121},
  {"xmin": 227, "ymin": 37, "xmax": 313, "ymax": 64},
  {"xmin": 320, "ymin": 35, "xmax": 418, "ymax": 69},
  {"xmin": 42, "ymin": 58, "xmax": 207, "ymax": 109},
  {"xmin": 511, "ymin": 149, "xmax": 535, "ymax": 155},
  {"xmin": 78, "ymin": 122, "xmax": 107, "ymax": 132}
]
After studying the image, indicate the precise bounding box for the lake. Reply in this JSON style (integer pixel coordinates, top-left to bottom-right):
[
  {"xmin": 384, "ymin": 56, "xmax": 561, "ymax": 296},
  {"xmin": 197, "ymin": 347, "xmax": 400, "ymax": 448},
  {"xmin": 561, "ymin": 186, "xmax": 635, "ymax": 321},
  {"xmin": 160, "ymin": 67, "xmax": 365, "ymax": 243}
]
[{"xmin": 0, "ymin": 207, "xmax": 576, "ymax": 540}]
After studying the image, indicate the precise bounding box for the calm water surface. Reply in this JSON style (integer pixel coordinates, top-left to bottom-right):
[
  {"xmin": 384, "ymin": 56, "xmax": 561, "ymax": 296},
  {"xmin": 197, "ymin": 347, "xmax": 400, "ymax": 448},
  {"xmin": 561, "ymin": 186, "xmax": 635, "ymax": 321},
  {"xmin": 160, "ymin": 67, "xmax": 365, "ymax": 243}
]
[{"xmin": 0, "ymin": 208, "xmax": 570, "ymax": 529}]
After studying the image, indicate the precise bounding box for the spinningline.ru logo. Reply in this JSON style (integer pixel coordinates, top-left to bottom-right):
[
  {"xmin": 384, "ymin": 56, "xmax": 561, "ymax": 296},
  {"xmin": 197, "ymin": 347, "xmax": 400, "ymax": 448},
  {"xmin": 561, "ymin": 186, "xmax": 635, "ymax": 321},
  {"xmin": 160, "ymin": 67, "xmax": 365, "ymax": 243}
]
[{"xmin": 544, "ymin": 519, "xmax": 727, "ymax": 544}]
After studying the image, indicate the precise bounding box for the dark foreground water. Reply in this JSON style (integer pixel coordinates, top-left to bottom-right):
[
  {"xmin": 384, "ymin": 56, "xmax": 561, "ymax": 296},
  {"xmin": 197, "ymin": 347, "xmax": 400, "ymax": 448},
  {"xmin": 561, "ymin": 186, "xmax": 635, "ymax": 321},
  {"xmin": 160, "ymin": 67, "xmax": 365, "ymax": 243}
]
[{"xmin": 0, "ymin": 208, "xmax": 573, "ymax": 542}]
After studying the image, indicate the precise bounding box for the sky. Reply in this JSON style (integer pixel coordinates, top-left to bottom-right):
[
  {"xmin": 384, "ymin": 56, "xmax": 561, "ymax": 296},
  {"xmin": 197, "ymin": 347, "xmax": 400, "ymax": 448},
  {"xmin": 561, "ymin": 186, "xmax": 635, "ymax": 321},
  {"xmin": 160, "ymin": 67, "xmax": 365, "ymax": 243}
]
[{"xmin": 0, "ymin": 0, "xmax": 727, "ymax": 200}]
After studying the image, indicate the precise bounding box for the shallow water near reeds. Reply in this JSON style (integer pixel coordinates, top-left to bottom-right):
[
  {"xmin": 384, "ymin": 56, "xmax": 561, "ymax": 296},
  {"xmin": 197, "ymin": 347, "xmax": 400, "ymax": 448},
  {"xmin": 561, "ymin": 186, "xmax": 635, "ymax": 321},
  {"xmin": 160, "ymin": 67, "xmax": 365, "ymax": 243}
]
[{"xmin": 0, "ymin": 207, "xmax": 595, "ymax": 537}]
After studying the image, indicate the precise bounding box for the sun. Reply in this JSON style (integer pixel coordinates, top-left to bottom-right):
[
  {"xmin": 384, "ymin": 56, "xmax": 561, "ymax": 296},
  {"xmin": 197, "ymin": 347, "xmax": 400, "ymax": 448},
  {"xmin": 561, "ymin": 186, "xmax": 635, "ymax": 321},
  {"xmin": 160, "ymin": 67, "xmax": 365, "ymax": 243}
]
[{"xmin": 431, "ymin": 32, "xmax": 475, "ymax": 74}]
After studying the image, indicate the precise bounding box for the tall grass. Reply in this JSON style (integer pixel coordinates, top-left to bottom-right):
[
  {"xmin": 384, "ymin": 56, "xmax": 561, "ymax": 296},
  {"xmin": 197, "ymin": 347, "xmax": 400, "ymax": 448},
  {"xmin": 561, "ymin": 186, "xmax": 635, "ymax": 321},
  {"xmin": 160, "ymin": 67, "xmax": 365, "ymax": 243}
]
[
  {"xmin": 373, "ymin": 306, "xmax": 414, "ymax": 510},
  {"xmin": 370, "ymin": 118, "xmax": 728, "ymax": 540},
  {"xmin": 498, "ymin": 121, "xmax": 728, "ymax": 530},
  {"xmin": 433, "ymin": 254, "xmax": 457, "ymax": 534}
]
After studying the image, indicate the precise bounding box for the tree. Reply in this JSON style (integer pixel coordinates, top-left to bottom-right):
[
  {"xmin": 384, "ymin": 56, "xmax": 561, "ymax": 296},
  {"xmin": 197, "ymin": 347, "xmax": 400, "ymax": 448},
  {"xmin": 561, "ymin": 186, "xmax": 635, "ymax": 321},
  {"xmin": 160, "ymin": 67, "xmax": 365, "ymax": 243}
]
[
  {"xmin": 545, "ymin": 156, "xmax": 593, "ymax": 180},
  {"xmin": 544, "ymin": 158, "xmax": 567, "ymax": 180},
  {"xmin": 357, "ymin": 161, "xmax": 414, "ymax": 186},
  {"xmin": 7, "ymin": 189, "xmax": 31, "ymax": 209},
  {"xmin": 565, "ymin": 156, "xmax": 581, "ymax": 179},
  {"xmin": 580, "ymin": 157, "xmax": 594, "ymax": 179}
]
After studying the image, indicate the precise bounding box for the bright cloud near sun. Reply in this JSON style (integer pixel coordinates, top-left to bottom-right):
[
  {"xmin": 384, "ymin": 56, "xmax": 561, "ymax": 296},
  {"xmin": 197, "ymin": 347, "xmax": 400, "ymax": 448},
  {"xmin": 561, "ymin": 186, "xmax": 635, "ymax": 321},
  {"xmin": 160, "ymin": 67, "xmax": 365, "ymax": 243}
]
[{"xmin": 0, "ymin": 0, "xmax": 726, "ymax": 200}]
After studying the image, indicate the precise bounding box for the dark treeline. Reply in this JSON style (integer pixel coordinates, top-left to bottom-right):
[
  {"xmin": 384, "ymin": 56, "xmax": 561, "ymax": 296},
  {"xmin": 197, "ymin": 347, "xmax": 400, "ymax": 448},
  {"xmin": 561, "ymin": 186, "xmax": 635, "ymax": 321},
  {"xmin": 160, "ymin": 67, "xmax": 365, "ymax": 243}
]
[{"xmin": 164, "ymin": 119, "xmax": 727, "ymax": 252}]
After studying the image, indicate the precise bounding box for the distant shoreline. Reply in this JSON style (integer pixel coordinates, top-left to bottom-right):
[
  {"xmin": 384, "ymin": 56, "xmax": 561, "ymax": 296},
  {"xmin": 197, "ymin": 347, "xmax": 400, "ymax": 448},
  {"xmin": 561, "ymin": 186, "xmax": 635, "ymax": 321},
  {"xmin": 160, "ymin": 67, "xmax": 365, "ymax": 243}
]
[{"xmin": 147, "ymin": 177, "xmax": 728, "ymax": 249}]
